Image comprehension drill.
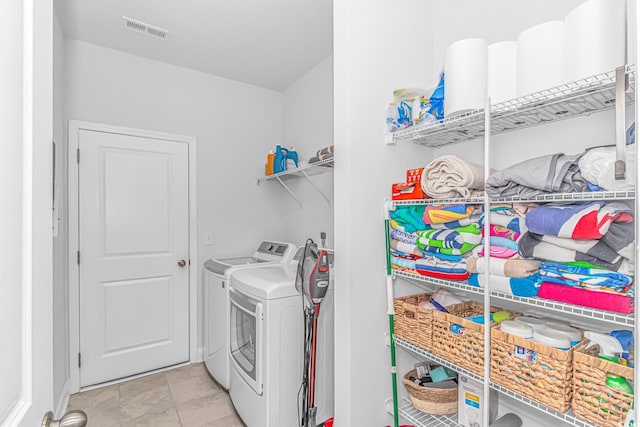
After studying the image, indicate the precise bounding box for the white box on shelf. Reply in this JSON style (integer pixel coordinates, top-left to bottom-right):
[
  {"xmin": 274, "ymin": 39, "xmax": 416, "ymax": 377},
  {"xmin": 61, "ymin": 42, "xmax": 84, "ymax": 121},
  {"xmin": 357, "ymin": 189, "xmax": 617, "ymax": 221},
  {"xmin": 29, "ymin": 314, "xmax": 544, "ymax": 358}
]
[{"xmin": 457, "ymin": 375, "xmax": 497, "ymax": 427}]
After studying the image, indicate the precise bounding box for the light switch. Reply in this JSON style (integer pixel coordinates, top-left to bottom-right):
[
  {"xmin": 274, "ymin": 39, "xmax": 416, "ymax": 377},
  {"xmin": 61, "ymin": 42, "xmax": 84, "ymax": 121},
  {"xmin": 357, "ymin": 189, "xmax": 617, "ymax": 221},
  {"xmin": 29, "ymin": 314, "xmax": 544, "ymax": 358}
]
[{"xmin": 204, "ymin": 231, "xmax": 214, "ymax": 245}]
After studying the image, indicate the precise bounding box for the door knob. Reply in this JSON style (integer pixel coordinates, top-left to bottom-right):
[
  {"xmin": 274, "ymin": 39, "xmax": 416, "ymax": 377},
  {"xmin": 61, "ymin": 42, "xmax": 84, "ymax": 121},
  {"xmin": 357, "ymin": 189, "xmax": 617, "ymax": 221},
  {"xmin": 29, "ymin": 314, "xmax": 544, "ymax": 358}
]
[
  {"xmin": 178, "ymin": 259, "xmax": 187, "ymax": 267},
  {"xmin": 42, "ymin": 410, "xmax": 88, "ymax": 427}
]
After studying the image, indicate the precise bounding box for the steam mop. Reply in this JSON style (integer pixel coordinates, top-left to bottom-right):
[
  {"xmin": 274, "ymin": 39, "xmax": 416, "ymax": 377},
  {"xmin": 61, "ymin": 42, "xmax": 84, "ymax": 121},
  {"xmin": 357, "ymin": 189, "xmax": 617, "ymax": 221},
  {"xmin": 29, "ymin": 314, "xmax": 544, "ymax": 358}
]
[{"xmin": 295, "ymin": 239, "xmax": 333, "ymax": 427}]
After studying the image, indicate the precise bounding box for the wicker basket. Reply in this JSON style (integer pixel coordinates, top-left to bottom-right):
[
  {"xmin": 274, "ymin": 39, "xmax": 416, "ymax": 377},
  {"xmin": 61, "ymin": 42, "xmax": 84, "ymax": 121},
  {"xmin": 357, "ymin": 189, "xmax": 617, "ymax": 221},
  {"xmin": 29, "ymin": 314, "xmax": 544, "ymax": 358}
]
[
  {"xmin": 402, "ymin": 369, "xmax": 458, "ymax": 415},
  {"xmin": 572, "ymin": 341, "xmax": 634, "ymax": 427},
  {"xmin": 432, "ymin": 301, "xmax": 518, "ymax": 375},
  {"xmin": 491, "ymin": 328, "xmax": 576, "ymax": 412},
  {"xmin": 394, "ymin": 293, "xmax": 437, "ymax": 350}
]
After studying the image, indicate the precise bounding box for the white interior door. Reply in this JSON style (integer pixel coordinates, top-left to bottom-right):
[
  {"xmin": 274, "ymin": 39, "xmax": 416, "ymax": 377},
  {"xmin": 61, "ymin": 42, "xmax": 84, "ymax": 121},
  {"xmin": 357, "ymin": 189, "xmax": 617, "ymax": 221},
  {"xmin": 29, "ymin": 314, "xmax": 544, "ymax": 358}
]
[
  {"xmin": 78, "ymin": 129, "xmax": 190, "ymax": 387},
  {"xmin": 1, "ymin": 0, "xmax": 54, "ymax": 426}
]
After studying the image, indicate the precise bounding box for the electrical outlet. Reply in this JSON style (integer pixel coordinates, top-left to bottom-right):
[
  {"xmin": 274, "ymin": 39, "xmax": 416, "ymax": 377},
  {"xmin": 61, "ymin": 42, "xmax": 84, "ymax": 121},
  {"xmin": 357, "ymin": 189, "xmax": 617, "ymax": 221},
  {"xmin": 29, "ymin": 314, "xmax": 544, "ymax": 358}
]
[{"xmin": 204, "ymin": 232, "xmax": 214, "ymax": 245}]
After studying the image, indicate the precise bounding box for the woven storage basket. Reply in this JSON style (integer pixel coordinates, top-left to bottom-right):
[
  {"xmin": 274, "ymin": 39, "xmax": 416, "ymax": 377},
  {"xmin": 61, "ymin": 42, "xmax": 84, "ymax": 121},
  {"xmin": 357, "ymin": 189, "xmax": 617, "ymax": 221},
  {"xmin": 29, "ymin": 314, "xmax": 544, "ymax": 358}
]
[
  {"xmin": 393, "ymin": 293, "xmax": 437, "ymax": 350},
  {"xmin": 572, "ymin": 341, "xmax": 634, "ymax": 427},
  {"xmin": 432, "ymin": 301, "xmax": 518, "ymax": 375},
  {"xmin": 402, "ymin": 369, "xmax": 458, "ymax": 415},
  {"xmin": 491, "ymin": 328, "xmax": 576, "ymax": 412}
]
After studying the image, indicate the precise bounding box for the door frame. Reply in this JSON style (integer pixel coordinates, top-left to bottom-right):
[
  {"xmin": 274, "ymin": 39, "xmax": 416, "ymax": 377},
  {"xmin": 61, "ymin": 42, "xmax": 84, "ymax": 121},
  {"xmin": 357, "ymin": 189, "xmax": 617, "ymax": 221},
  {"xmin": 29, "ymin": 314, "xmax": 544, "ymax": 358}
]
[{"xmin": 67, "ymin": 120, "xmax": 197, "ymax": 393}]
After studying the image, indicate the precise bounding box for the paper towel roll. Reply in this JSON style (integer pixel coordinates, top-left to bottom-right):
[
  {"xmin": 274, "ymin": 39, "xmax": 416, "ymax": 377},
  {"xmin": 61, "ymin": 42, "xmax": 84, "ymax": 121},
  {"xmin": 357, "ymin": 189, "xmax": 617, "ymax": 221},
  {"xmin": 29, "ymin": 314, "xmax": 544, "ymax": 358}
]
[
  {"xmin": 488, "ymin": 41, "xmax": 517, "ymax": 104},
  {"xmin": 517, "ymin": 21, "xmax": 564, "ymax": 97},
  {"xmin": 564, "ymin": 0, "xmax": 626, "ymax": 82},
  {"xmin": 444, "ymin": 38, "xmax": 487, "ymax": 117}
]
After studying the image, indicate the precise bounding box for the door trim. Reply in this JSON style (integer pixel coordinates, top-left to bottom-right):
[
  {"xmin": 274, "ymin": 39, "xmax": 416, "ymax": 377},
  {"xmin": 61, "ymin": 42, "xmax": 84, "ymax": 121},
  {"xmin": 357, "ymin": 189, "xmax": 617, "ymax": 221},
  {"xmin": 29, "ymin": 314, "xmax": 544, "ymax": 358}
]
[{"xmin": 67, "ymin": 120, "xmax": 197, "ymax": 393}]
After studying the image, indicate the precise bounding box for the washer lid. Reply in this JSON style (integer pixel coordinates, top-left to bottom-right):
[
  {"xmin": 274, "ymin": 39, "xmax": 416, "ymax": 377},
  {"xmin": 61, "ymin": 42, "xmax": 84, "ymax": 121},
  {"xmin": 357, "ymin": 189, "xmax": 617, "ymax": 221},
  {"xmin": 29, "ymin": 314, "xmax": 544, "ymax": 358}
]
[
  {"xmin": 204, "ymin": 257, "xmax": 269, "ymax": 275},
  {"xmin": 230, "ymin": 265, "xmax": 299, "ymax": 300}
]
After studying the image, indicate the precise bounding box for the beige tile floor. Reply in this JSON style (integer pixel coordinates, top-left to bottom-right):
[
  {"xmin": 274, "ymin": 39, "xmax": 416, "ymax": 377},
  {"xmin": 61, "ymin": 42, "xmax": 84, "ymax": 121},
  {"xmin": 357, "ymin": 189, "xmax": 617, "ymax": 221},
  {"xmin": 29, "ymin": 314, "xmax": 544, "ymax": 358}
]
[{"xmin": 68, "ymin": 363, "xmax": 245, "ymax": 427}]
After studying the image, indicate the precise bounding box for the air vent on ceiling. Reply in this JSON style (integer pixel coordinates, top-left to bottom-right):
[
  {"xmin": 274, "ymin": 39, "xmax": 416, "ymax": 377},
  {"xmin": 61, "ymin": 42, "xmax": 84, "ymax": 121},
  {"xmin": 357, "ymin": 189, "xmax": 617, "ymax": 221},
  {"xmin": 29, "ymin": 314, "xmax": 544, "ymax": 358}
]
[{"xmin": 123, "ymin": 16, "xmax": 170, "ymax": 40}]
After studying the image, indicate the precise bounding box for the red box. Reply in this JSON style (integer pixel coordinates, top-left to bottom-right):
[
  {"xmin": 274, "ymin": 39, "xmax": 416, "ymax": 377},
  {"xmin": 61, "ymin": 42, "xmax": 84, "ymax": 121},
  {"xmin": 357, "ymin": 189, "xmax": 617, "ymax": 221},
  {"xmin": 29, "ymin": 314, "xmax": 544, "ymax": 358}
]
[{"xmin": 392, "ymin": 168, "xmax": 426, "ymax": 200}]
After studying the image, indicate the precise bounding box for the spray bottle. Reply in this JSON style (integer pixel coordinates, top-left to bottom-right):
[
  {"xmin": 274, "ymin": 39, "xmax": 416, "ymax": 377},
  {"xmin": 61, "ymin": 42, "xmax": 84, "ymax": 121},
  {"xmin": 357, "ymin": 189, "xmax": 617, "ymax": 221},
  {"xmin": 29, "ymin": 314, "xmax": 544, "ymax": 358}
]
[{"xmin": 584, "ymin": 331, "xmax": 634, "ymax": 395}]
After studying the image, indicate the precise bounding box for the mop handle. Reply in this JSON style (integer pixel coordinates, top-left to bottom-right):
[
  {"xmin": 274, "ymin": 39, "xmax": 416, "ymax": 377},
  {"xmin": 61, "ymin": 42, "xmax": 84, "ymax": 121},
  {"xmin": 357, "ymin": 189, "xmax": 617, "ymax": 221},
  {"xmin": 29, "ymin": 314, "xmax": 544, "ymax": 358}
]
[{"xmin": 309, "ymin": 305, "xmax": 320, "ymax": 409}]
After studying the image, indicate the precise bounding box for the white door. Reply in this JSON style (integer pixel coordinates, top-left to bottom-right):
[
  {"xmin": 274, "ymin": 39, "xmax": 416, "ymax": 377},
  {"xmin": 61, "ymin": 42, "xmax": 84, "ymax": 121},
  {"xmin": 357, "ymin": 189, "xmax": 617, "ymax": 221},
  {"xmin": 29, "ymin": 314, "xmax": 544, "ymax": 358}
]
[
  {"xmin": 78, "ymin": 129, "xmax": 190, "ymax": 387},
  {"xmin": 0, "ymin": 0, "xmax": 55, "ymax": 426}
]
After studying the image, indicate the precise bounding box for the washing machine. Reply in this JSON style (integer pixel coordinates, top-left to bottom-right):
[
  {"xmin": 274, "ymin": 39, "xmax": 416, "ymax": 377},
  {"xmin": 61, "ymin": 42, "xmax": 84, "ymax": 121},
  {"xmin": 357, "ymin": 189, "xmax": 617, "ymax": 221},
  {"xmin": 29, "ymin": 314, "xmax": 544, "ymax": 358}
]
[
  {"xmin": 203, "ymin": 240, "xmax": 297, "ymax": 390},
  {"xmin": 228, "ymin": 250, "xmax": 334, "ymax": 427}
]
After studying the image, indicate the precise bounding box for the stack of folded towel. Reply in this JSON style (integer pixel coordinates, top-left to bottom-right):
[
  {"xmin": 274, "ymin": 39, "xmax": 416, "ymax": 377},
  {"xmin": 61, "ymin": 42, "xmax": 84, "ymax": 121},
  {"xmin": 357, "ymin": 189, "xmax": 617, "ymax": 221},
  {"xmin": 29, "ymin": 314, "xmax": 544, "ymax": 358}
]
[
  {"xmin": 517, "ymin": 201, "xmax": 635, "ymax": 313},
  {"xmin": 466, "ymin": 204, "xmax": 541, "ymax": 297},
  {"xmin": 421, "ymin": 155, "xmax": 486, "ymax": 199},
  {"xmin": 486, "ymin": 153, "xmax": 588, "ymax": 198},
  {"xmin": 389, "ymin": 204, "xmax": 482, "ymax": 281},
  {"xmin": 309, "ymin": 145, "xmax": 334, "ymax": 166}
]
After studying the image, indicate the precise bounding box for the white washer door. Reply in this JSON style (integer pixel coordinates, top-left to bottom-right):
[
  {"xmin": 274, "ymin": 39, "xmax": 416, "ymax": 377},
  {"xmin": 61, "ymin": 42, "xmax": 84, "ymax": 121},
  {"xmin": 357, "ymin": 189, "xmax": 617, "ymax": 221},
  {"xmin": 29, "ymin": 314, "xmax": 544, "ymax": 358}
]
[{"xmin": 229, "ymin": 287, "xmax": 263, "ymax": 395}]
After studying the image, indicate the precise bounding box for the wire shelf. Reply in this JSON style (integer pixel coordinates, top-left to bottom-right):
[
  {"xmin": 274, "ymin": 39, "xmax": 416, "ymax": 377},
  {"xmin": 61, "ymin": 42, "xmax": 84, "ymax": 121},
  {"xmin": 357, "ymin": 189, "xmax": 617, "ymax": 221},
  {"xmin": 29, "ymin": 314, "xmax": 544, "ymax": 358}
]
[
  {"xmin": 396, "ymin": 337, "xmax": 597, "ymax": 427},
  {"xmin": 393, "ymin": 271, "xmax": 635, "ymax": 327},
  {"xmin": 491, "ymin": 291, "xmax": 635, "ymax": 327},
  {"xmin": 393, "ymin": 270, "xmax": 484, "ymax": 296},
  {"xmin": 489, "ymin": 190, "xmax": 636, "ymax": 203},
  {"xmin": 256, "ymin": 157, "xmax": 334, "ymax": 183},
  {"xmin": 490, "ymin": 383, "xmax": 593, "ymax": 427},
  {"xmin": 395, "ymin": 337, "xmax": 485, "ymax": 383},
  {"xmin": 390, "ymin": 190, "xmax": 636, "ymax": 207},
  {"xmin": 390, "ymin": 66, "xmax": 635, "ymax": 147},
  {"xmin": 398, "ymin": 398, "xmax": 459, "ymax": 427}
]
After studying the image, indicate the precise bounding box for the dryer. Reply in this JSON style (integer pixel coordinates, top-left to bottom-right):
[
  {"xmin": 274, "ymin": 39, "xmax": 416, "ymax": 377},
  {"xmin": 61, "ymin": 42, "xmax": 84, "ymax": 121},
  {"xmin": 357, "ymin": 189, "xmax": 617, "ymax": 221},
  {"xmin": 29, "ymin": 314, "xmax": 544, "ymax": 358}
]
[
  {"xmin": 228, "ymin": 251, "xmax": 334, "ymax": 427},
  {"xmin": 203, "ymin": 240, "xmax": 296, "ymax": 390}
]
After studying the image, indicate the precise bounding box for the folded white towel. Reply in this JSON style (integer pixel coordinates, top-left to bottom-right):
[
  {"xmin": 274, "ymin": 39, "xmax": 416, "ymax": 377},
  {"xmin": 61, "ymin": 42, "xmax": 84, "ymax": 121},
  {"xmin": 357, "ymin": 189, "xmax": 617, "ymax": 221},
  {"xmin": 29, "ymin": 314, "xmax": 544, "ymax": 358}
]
[{"xmin": 421, "ymin": 155, "xmax": 485, "ymax": 198}]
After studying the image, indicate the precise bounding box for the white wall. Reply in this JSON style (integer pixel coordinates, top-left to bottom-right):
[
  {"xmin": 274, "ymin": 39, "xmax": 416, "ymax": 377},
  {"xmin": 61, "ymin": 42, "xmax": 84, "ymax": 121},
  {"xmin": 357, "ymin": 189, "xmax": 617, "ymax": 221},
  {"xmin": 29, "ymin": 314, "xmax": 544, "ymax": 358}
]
[
  {"xmin": 281, "ymin": 55, "xmax": 334, "ymax": 247},
  {"xmin": 52, "ymin": 5, "xmax": 69, "ymax": 415},
  {"xmin": 63, "ymin": 38, "xmax": 286, "ymax": 355},
  {"xmin": 333, "ymin": 1, "xmax": 437, "ymax": 425}
]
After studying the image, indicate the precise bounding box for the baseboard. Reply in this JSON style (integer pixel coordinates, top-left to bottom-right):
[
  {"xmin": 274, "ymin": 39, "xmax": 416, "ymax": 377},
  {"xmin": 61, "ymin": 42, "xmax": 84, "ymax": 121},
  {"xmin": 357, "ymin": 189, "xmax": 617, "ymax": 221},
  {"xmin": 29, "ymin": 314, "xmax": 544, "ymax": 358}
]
[
  {"xmin": 54, "ymin": 379, "xmax": 70, "ymax": 419},
  {"xmin": 196, "ymin": 346, "xmax": 204, "ymax": 362}
]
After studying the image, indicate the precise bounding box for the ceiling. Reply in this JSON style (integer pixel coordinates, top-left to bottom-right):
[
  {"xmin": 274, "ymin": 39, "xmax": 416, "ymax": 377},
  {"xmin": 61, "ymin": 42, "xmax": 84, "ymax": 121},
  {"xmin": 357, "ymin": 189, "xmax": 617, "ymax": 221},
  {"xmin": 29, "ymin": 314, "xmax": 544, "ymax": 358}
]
[{"xmin": 55, "ymin": 0, "xmax": 333, "ymax": 91}]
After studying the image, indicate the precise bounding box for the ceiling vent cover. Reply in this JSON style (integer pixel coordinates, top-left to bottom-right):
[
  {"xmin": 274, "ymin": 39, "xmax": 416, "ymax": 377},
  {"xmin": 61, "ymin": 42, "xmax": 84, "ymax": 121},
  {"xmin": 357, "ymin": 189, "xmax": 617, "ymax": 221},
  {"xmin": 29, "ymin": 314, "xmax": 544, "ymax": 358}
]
[{"xmin": 123, "ymin": 16, "xmax": 170, "ymax": 40}]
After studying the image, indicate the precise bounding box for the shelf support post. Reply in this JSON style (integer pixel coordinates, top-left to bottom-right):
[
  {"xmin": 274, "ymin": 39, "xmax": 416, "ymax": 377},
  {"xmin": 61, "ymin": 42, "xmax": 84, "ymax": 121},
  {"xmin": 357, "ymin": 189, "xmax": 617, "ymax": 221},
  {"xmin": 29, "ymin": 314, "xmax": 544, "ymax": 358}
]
[
  {"xmin": 384, "ymin": 200, "xmax": 400, "ymax": 427},
  {"xmin": 483, "ymin": 97, "xmax": 492, "ymax": 427},
  {"xmin": 615, "ymin": 65, "xmax": 629, "ymax": 180}
]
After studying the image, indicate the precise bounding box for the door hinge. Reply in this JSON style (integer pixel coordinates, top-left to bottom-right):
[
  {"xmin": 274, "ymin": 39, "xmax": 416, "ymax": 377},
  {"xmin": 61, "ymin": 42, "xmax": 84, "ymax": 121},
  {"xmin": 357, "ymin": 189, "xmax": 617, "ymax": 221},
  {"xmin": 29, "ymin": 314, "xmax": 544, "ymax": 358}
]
[
  {"xmin": 76, "ymin": 148, "xmax": 80, "ymax": 163},
  {"xmin": 77, "ymin": 251, "xmax": 80, "ymax": 265},
  {"xmin": 78, "ymin": 353, "xmax": 81, "ymax": 368}
]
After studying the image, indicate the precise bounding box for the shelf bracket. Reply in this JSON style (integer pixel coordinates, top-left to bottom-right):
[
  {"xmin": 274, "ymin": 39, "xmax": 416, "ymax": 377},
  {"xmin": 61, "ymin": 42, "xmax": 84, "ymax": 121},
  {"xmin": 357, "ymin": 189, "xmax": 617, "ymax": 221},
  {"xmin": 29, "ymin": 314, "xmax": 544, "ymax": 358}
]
[
  {"xmin": 275, "ymin": 176, "xmax": 303, "ymax": 208},
  {"xmin": 300, "ymin": 170, "xmax": 331, "ymax": 206},
  {"xmin": 615, "ymin": 65, "xmax": 629, "ymax": 180}
]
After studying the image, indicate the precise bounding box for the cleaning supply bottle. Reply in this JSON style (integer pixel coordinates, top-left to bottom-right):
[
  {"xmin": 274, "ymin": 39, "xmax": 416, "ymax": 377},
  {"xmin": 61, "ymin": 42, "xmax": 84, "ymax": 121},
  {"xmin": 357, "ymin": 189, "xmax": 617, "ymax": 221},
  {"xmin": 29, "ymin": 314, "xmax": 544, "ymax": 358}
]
[
  {"xmin": 585, "ymin": 331, "xmax": 634, "ymax": 395},
  {"xmin": 273, "ymin": 145, "xmax": 288, "ymax": 174},
  {"xmin": 288, "ymin": 146, "xmax": 299, "ymax": 168},
  {"xmin": 265, "ymin": 150, "xmax": 275, "ymax": 176}
]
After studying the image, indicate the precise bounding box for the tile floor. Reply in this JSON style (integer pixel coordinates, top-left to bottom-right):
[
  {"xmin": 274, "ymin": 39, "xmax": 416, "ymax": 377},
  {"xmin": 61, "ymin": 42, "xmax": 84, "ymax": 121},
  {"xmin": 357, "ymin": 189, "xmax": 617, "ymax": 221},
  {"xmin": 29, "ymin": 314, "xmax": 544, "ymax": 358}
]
[{"xmin": 67, "ymin": 363, "xmax": 245, "ymax": 427}]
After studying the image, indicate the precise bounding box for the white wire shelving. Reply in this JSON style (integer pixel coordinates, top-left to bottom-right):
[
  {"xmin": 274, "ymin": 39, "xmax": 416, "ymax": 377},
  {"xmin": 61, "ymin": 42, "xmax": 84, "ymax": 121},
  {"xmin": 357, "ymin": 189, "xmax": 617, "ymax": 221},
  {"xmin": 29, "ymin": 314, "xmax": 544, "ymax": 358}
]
[
  {"xmin": 397, "ymin": 398, "xmax": 459, "ymax": 427},
  {"xmin": 393, "ymin": 269, "xmax": 635, "ymax": 328},
  {"xmin": 389, "ymin": 66, "xmax": 635, "ymax": 147},
  {"xmin": 395, "ymin": 337, "xmax": 596, "ymax": 427},
  {"xmin": 390, "ymin": 190, "xmax": 636, "ymax": 207},
  {"xmin": 255, "ymin": 157, "xmax": 334, "ymax": 207}
]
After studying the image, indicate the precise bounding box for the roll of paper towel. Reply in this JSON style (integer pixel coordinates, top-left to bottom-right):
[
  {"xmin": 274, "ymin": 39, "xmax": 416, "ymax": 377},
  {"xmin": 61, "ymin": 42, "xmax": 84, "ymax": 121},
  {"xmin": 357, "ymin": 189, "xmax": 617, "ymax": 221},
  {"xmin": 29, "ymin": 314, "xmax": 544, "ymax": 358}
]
[
  {"xmin": 517, "ymin": 21, "xmax": 564, "ymax": 97},
  {"xmin": 564, "ymin": 0, "xmax": 626, "ymax": 82},
  {"xmin": 444, "ymin": 38, "xmax": 487, "ymax": 117},
  {"xmin": 488, "ymin": 41, "xmax": 517, "ymax": 104}
]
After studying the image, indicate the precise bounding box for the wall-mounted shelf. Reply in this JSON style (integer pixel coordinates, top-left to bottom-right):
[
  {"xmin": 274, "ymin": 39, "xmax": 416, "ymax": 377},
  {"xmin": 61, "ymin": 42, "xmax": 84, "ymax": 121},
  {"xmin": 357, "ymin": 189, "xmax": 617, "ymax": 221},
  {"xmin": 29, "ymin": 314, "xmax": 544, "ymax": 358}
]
[
  {"xmin": 396, "ymin": 337, "xmax": 595, "ymax": 427},
  {"xmin": 255, "ymin": 157, "xmax": 334, "ymax": 207},
  {"xmin": 393, "ymin": 269, "xmax": 635, "ymax": 328},
  {"xmin": 391, "ymin": 190, "xmax": 636, "ymax": 207},
  {"xmin": 389, "ymin": 66, "xmax": 635, "ymax": 148}
]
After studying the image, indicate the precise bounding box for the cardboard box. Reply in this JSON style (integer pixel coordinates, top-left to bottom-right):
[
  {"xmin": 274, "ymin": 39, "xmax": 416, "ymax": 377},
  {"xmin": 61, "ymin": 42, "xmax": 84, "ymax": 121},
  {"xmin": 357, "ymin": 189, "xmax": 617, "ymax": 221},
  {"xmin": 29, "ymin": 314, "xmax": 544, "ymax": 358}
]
[
  {"xmin": 457, "ymin": 375, "xmax": 498, "ymax": 427},
  {"xmin": 391, "ymin": 168, "xmax": 426, "ymax": 200}
]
